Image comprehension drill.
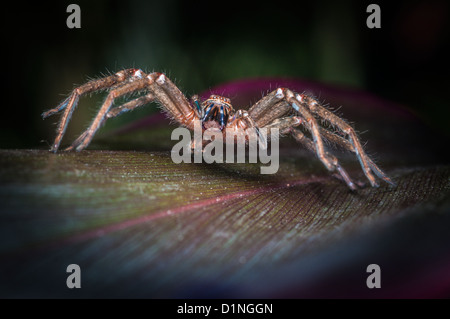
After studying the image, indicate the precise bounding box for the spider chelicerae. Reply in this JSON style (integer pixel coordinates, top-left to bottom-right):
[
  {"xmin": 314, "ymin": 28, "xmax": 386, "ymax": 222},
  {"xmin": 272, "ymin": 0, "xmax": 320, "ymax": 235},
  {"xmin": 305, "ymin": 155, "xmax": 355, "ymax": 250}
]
[{"xmin": 42, "ymin": 68, "xmax": 395, "ymax": 190}]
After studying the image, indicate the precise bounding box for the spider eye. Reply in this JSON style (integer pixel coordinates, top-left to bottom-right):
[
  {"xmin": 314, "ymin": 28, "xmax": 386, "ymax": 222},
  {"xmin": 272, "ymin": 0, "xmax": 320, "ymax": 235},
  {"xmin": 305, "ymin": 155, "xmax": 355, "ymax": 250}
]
[{"xmin": 208, "ymin": 95, "xmax": 231, "ymax": 106}]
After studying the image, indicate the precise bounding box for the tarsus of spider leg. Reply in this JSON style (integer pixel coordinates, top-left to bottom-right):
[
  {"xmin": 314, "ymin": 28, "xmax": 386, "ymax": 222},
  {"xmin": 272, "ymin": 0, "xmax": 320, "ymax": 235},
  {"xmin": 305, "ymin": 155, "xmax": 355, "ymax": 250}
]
[
  {"xmin": 335, "ymin": 163, "xmax": 357, "ymax": 191},
  {"xmin": 50, "ymin": 94, "xmax": 80, "ymax": 152},
  {"xmin": 319, "ymin": 127, "xmax": 396, "ymax": 187},
  {"xmin": 42, "ymin": 96, "xmax": 71, "ymax": 118}
]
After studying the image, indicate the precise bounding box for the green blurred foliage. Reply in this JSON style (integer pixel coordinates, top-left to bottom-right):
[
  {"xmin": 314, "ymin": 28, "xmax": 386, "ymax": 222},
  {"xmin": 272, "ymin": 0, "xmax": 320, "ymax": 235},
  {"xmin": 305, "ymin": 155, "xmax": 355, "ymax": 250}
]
[{"xmin": 2, "ymin": 0, "xmax": 449, "ymax": 148}]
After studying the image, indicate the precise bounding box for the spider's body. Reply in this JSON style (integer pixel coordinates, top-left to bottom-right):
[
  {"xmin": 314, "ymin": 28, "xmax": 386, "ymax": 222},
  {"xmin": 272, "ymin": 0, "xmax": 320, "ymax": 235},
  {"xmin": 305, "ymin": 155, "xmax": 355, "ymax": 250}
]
[{"xmin": 43, "ymin": 68, "xmax": 395, "ymax": 190}]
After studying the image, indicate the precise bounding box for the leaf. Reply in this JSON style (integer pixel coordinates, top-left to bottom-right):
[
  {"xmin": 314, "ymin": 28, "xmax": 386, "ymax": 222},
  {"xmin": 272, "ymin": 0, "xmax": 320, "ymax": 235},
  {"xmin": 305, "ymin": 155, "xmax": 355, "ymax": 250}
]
[{"xmin": 0, "ymin": 78, "xmax": 449, "ymax": 298}]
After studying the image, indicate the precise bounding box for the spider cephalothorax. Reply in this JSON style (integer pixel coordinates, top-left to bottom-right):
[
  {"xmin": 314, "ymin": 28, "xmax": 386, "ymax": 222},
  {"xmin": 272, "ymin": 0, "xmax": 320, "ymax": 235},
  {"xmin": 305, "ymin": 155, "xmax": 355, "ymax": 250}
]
[{"xmin": 42, "ymin": 69, "xmax": 395, "ymax": 190}]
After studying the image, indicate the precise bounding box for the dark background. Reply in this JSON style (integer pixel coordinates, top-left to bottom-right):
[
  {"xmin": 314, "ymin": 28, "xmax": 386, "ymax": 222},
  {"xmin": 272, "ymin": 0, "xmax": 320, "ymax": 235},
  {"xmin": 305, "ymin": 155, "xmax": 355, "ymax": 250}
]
[{"xmin": 2, "ymin": 0, "xmax": 449, "ymax": 149}]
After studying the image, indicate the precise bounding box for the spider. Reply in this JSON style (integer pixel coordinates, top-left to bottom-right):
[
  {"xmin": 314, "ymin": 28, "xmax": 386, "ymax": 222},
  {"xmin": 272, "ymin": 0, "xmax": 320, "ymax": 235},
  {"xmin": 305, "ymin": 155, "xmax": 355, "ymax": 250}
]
[{"xmin": 42, "ymin": 68, "xmax": 395, "ymax": 190}]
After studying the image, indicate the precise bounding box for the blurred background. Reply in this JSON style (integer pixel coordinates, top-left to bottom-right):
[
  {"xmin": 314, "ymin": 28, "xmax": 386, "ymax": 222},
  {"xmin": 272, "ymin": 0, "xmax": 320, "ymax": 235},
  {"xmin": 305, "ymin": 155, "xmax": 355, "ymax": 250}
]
[{"xmin": 1, "ymin": 0, "xmax": 449, "ymax": 149}]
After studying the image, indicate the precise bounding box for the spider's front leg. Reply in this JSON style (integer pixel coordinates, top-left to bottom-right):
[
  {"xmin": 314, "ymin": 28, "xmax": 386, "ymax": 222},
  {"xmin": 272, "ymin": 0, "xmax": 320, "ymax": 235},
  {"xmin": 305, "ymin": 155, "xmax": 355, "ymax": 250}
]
[
  {"xmin": 42, "ymin": 68, "xmax": 143, "ymax": 152},
  {"xmin": 44, "ymin": 70, "xmax": 198, "ymax": 152}
]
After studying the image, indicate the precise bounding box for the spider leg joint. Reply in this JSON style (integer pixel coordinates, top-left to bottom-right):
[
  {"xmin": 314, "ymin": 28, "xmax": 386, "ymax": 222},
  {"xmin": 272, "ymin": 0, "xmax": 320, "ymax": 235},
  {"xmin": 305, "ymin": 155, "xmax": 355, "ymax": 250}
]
[
  {"xmin": 275, "ymin": 88, "xmax": 285, "ymax": 99},
  {"xmin": 133, "ymin": 69, "xmax": 145, "ymax": 78},
  {"xmin": 156, "ymin": 73, "xmax": 166, "ymax": 84},
  {"xmin": 295, "ymin": 94, "xmax": 304, "ymax": 103},
  {"xmin": 115, "ymin": 70, "xmax": 127, "ymax": 81}
]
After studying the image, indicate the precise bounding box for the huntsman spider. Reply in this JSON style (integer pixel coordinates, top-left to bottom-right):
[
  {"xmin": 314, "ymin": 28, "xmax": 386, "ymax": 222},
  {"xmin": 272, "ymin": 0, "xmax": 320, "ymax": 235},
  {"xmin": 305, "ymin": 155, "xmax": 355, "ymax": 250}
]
[{"xmin": 42, "ymin": 69, "xmax": 395, "ymax": 190}]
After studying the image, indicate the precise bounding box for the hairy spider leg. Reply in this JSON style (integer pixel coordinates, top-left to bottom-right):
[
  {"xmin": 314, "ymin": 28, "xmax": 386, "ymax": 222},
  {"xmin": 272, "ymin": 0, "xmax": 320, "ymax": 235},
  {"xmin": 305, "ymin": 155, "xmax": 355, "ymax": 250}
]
[
  {"xmin": 317, "ymin": 127, "xmax": 396, "ymax": 186},
  {"xmin": 297, "ymin": 94, "xmax": 383, "ymax": 187},
  {"xmin": 105, "ymin": 93, "xmax": 156, "ymax": 119},
  {"xmin": 227, "ymin": 110, "xmax": 268, "ymax": 146},
  {"xmin": 69, "ymin": 72, "xmax": 198, "ymax": 151},
  {"xmin": 261, "ymin": 108, "xmax": 358, "ymax": 190},
  {"xmin": 247, "ymin": 87, "xmax": 393, "ymax": 188},
  {"xmin": 46, "ymin": 71, "xmax": 200, "ymax": 152},
  {"xmin": 147, "ymin": 73, "xmax": 197, "ymax": 130},
  {"xmin": 64, "ymin": 93, "xmax": 156, "ymax": 151},
  {"xmin": 249, "ymin": 87, "xmax": 336, "ymax": 172},
  {"xmin": 290, "ymin": 127, "xmax": 357, "ymax": 190},
  {"xmin": 263, "ymin": 116, "xmax": 303, "ymax": 133},
  {"xmin": 68, "ymin": 77, "xmax": 151, "ymax": 151},
  {"xmin": 285, "ymin": 92, "xmax": 337, "ymax": 172},
  {"xmin": 248, "ymin": 89, "xmax": 293, "ymax": 127},
  {"xmin": 42, "ymin": 68, "xmax": 144, "ymax": 152}
]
